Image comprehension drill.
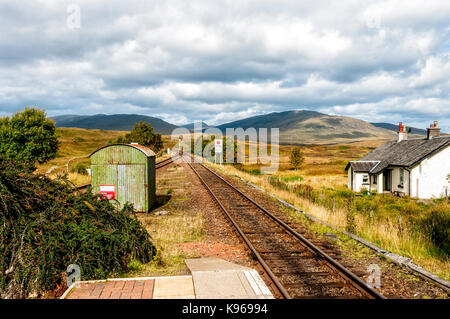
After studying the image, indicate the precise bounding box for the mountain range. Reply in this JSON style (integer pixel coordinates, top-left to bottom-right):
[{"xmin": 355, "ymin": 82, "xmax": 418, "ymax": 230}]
[
  {"xmin": 51, "ymin": 114, "xmax": 178, "ymax": 135},
  {"xmin": 52, "ymin": 110, "xmax": 429, "ymax": 144},
  {"xmin": 370, "ymin": 122, "xmax": 427, "ymax": 135},
  {"xmin": 215, "ymin": 110, "xmax": 396, "ymax": 143}
]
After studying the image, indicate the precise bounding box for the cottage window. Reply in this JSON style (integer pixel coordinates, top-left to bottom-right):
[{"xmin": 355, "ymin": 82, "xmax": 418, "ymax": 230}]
[
  {"xmin": 373, "ymin": 175, "xmax": 377, "ymax": 184},
  {"xmin": 362, "ymin": 174, "xmax": 369, "ymax": 184},
  {"xmin": 399, "ymin": 169, "xmax": 404, "ymax": 188}
]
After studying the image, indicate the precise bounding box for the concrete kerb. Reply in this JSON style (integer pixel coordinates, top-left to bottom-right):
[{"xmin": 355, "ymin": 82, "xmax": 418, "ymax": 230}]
[
  {"xmin": 59, "ymin": 275, "xmax": 193, "ymax": 299},
  {"xmin": 59, "ymin": 282, "xmax": 76, "ymax": 300},
  {"xmin": 235, "ymin": 175, "xmax": 450, "ymax": 293}
]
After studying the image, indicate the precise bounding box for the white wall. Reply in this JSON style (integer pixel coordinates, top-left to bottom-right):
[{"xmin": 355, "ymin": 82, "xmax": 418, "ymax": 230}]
[
  {"xmin": 369, "ymin": 173, "xmax": 382, "ymax": 193},
  {"xmin": 377, "ymin": 172, "xmax": 383, "ymax": 193},
  {"xmin": 410, "ymin": 145, "xmax": 450, "ymax": 199},
  {"xmin": 390, "ymin": 167, "xmax": 410, "ymax": 195},
  {"xmin": 353, "ymin": 172, "xmax": 370, "ymax": 192},
  {"xmin": 348, "ymin": 167, "xmax": 352, "ymax": 190}
]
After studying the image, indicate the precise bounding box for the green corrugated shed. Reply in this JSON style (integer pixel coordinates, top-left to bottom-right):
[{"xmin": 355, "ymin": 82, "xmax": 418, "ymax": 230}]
[{"xmin": 90, "ymin": 144, "xmax": 156, "ymax": 212}]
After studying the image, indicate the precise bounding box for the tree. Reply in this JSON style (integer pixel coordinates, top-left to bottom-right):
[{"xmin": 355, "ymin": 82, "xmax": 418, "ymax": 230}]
[
  {"xmin": 289, "ymin": 147, "xmax": 304, "ymax": 170},
  {"xmin": 116, "ymin": 121, "xmax": 163, "ymax": 152},
  {"xmin": 0, "ymin": 107, "xmax": 59, "ymax": 166}
]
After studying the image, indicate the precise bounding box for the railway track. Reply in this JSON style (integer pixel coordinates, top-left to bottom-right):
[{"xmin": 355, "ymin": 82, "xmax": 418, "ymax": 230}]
[
  {"xmin": 155, "ymin": 155, "xmax": 179, "ymax": 169},
  {"xmin": 185, "ymin": 158, "xmax": 386, "ymax": 299}
]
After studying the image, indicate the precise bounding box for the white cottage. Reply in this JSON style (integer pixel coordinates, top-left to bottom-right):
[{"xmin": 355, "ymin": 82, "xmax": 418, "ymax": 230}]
[{"xmin": 345, "ymin": 122, "xmax": 450, "ymax": 199}]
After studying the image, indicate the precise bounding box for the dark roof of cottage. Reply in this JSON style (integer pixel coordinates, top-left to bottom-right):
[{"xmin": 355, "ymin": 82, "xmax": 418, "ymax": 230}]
[
  {"xmin": 348, "ymin": 136, "xmax": 450, "ymax": 174},
  {"xmin": 89, "ymin": 143, "xmax": 156, "ymax": 157},
  {"xmin": 345, "ymin": 161, "xmax": 380, "ymax": 172}
]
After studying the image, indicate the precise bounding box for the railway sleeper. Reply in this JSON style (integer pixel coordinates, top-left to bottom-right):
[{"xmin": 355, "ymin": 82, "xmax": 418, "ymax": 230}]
[
  {"xmin": 261, "ymin": 254, "xmax": 318, "ymax": 260},
  {"xmin": 242, "ymin": 231, "xmax": 288, "ymax": 235},
  {"xmin": 273, "ymin": 270, "xmax": 330, "ymax": 276},
  {"xmin": 284, "ymin": 281, "xmax": 347, "ymax": 289},
  {"xmin": 258, "ymin": 250, "xmax": 307, "ymax": 254}
]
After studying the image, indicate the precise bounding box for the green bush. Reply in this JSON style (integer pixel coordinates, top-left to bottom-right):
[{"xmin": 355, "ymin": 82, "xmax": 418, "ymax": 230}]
[
  {"xmin": 0, "ymin": 108, "xmax": 59, "ymax": 166},
  {"xmin": 418, "ymin": 206, "xmax": 450, "ymax": 256},
  {"xmin": 115, "ymin": 121, "xmax": 163, "ymax": 152},
  {"xmin": 72, "ymin": 162, "xmax": 88, "ymax": 175},
  {"xmin": 72, "ymin": 137, "xmax": 85, "ymax": 143},
  {"xmin": 282, "ymin": 176, "xmax": 303, "ymax": 182},
  {"xmin": 0, "ymin": 157, "xmax": 155, "ymax": 298}
]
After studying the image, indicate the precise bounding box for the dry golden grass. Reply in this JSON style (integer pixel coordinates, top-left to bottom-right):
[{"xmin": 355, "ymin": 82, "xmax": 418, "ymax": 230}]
[
  {"xmin": 126, "ymin": 211, "xmax": 206, "ymax": 277},
  {"xmin": 227, "ymin": 138, "xmax": 387, "ymax": 177},
  {"xmin": 66, "ymin": 172, "xmax": 91, "ymax": 186}
]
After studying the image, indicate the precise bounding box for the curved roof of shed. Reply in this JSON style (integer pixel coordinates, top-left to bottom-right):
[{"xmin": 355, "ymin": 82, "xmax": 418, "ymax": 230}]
[{"xmin": 89, "ymin": 143, "xmax": 156, "ymax": 157}]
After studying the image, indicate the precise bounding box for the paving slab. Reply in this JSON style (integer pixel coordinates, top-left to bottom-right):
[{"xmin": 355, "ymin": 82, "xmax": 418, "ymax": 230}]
[
  {"xmin": 185, "ymin": 257, "xmax": 274, "ymax": 299},
  {"xmin": 185, "ymin": 257, "xmax": 250, "ymax": 272},
  {"xmin": 153, "ymin": 276, "xmax": 195, "ymax": 299}
]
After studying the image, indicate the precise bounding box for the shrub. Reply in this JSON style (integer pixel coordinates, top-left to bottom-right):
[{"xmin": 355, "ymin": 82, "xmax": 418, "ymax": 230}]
[
  {"xmin": 418, "ymin": 206, "xmax": 450, "ymax": 256},
  {"xmin": 72, "ymin": 137, "xmax": 85, "ymax": 143},
  {"xmin": 72, "ymin": 163, "xmax": 88, "ymax": 175},
  {"xmin": 0, "ymin": 157, "xmax": 156, "ymax": 298},
  {"xmin": 115, "ymin": 121, "xmax": 162, "ymax": 152},
  {"xmin": 282, "ymin": 176, "xmax": 303, "ymax": 182},
  {"xmin": 0, "ymin": 108, "xmax": 59, "ymax": 166},
  {"xmin": 289, "ymin": 147, "xmax": 304, "ymax": 170}
]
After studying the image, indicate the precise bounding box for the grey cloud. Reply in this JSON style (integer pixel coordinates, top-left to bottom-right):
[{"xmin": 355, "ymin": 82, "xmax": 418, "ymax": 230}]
[{"xmin": 0, "ymin": 0, "xmax": 449, "ymax": 128}]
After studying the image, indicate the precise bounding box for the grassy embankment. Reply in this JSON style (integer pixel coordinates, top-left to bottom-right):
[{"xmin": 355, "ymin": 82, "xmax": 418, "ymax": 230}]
[{"xmin": 206, "ymin": 140, "xmax": 450, "ymax": 280}]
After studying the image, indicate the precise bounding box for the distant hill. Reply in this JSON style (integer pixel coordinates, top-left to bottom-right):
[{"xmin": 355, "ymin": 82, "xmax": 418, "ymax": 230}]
[
  {"xmin": 181, "ymin": 121, "xmax": 214, "ymax": 132},
  {"xmin": 216, "ymin": 110, "xmax": 396, "ymax": 144},
  {"xmin": 370, "ymin": 122, "xmax": 427, "ymax": 136},
  {"xmin": 51, "ymin": 111, "xmax": 403, "ymax": 144},
  {"xmin": 51, "ymin": 114, "xmax": 178, "ymax": 135}
]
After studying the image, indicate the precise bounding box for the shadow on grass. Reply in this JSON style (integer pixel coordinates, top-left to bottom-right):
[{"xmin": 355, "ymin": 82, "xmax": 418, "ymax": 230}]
[{"xmin": 152, "ymin": 194, "xmax": 172, "ymax": 209}]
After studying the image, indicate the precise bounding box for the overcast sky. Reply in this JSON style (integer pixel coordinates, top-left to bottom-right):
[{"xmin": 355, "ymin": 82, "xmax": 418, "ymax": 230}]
[{"xmin": 1, "ymin": 1, "xmax": 450, "ymax": 130}]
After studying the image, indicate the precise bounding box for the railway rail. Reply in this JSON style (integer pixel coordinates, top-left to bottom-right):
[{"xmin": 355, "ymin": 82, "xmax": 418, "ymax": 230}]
[
  {"xmin": 185, "ymin": 157, "xmax": 386, "ymax": 299},
  {"xmin": 155, "ymin": 155, "xmax": 179, "ymax": 169}
]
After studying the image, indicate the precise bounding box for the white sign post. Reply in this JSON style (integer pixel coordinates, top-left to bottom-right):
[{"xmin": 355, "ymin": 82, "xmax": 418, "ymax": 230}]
[{"xmin": 214, "ymin": 139, "xmax": 223, "ymax": 164}]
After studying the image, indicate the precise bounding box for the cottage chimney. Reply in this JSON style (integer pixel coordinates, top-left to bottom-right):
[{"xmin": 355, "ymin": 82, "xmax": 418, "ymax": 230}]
[
  {"xmin": 427, "ymin": 121, "xmax": 440, "ymax": 139},
  {"xmin": 397, "ymin": 122, "xmax": 408, "ymax": 142}
]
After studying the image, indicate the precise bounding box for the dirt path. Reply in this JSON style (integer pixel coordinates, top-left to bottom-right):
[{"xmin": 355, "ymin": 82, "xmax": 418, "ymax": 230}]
[{"xmin": 45, "ymin": 156, "xmax": 86, "ymax": 175}]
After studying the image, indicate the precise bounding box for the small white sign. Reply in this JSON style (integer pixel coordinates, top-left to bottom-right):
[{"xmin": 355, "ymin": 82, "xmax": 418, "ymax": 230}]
[{"xmin": 214, "ymin": 139, "xmax": 223, "ymax": 153}]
